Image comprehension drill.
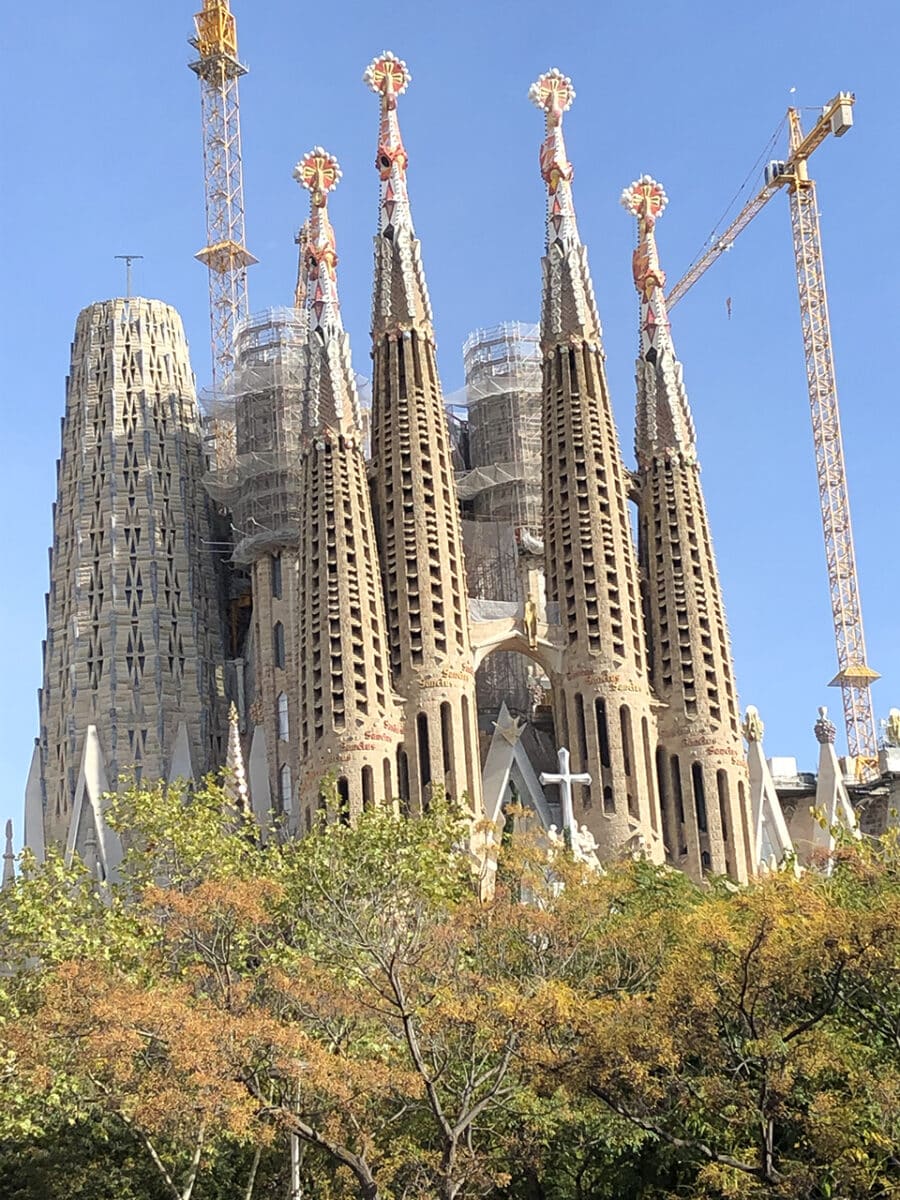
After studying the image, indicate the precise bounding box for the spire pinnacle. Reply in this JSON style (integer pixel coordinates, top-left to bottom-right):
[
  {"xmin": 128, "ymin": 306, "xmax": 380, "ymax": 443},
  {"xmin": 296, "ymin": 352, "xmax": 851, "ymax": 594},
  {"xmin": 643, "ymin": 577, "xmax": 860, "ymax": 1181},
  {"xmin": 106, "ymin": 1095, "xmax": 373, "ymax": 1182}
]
[
  {"xmin": 294, "ymin": 148, "xmax": 343, "ymax": 336},
  {"xmin": 622, "ymin": 175, "xmax": 696, "ymax": 466},
  {"xmin": 293, "ymin": 148, "xmax": 362, "ymax": 435},
  {"xmin": 2, "ymin": 820, "xmax": 14, "ymax": 890},
  {"xmin": 530, "ymin": 69, "xmax": 602, "ymax": 347},
  {"xmin": 365, "ymin": 52, "xmax": 433, "ymax": 336},
  {"xmin": 365, "ymin": 52, "xmax": 412, "ymax": 235}
]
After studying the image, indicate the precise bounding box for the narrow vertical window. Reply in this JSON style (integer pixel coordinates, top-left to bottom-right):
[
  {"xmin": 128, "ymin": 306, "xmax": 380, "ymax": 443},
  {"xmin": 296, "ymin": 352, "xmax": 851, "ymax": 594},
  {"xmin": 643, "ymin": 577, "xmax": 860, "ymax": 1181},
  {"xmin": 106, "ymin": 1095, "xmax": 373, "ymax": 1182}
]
[
  {"xmin": 279, "ymin": 763, "xmax": 292, "ymax": 811},
  {"xmin": 273, "ymin": 621, "xmax": 285, "ymax": 669},
  {"xmin": 337, "ymin": 776, "xmax": 350, "ymax": 825},
  {"xmin": 417, "ymin": 712, "xmax": 431, "ymax": 797},
  {"xmin": 362, "ymin": 765, "xmax": 374, "ymax": 811},
  {"xmin": 271, "ymin": 553, "xmax": 282, "ymax": 599},
  {"xmin": 277, "ymin": 691, "xmax": 289, "ymax": 741},
  {"xmin": 671, "ymin": 755, "xmax": 685, "ymax": 823},
  {"xmin": 440, "ymin": 701, "xmax": 453, "ymax": 778},
  {"xmin": 692, "ymin": 762, "xmax": 708, "ymax": 833}
]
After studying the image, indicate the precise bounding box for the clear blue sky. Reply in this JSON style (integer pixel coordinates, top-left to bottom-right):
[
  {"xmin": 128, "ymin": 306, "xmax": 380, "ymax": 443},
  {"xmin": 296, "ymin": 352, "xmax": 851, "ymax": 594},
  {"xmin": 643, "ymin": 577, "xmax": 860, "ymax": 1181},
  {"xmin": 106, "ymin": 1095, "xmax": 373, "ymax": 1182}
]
[{"xmin": 2, "ymin": 0, "xmax": 897, "ymax": 842}]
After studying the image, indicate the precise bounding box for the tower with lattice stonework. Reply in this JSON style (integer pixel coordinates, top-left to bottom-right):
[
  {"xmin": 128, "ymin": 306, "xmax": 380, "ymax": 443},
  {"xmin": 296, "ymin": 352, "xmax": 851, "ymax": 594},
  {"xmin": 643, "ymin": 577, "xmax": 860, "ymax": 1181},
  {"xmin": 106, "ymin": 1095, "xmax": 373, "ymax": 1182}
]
[
  {"xmin": 622, "ymin": 176, "xmax": 754, "ymax": 880},
  {"xmin": 30, "ymin": 299, "xmax": 225, "ymax": 857}
]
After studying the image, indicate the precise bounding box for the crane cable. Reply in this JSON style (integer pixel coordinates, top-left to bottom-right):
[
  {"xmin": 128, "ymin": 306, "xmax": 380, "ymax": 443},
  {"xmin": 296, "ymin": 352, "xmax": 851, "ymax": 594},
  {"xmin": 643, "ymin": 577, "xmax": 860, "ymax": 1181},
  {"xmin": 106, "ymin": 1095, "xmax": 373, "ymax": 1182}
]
[{"xmin": 677, "ymin": 115, "xmax": 788, "ymax": 282}]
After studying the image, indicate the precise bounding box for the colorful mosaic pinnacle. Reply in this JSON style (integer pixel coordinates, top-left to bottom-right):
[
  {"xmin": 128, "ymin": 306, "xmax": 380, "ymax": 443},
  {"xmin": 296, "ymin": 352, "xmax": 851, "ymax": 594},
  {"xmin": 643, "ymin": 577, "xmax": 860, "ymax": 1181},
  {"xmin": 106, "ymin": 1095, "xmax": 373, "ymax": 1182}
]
[
  {"xmin": 365, "ymin": 52, "xmax": 412, "ymax": 235},
  {"xmin": 294, "ymin": 148, "xmax": 342, "ymax": 334}
]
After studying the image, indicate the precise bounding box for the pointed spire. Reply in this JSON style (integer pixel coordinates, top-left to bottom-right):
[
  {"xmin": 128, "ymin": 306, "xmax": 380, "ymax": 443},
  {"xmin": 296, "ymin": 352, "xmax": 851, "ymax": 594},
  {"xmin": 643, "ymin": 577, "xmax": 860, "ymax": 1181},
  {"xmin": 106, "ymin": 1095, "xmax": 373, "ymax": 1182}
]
[
  {"xmin": 742, "ymin": 706, "xmax": 795, "ymax": 872},
  {"xmin": 293, "ymin": 148, "xmax": 361, "ymax": 436},
  {"xmin": 621, "ymin": 176, "xmax": 697, "ymax": 468},
  {"xmin": 2, "ymin": 820, "xmax": 15, "ymax": 890},
  {"xmin": 223, "ymin": 701, "xmax": 249, "ymax": 813},
  {"xmin": 365, "ymin": 52, "xmax": 434, "ymax": 336},
  {"xmin": 530, "ymin": 69, "xmax": 602, "ymax": 348},
  {"xmin": 812, "ymin": 705, "xmax": 860, "ymax": 859}
]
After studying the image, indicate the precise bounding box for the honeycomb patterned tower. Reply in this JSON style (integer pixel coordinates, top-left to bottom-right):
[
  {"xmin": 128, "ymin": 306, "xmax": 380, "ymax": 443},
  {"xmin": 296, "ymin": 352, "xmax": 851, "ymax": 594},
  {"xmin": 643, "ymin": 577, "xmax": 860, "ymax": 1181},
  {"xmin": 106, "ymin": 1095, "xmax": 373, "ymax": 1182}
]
[
  {"xmin": 32, "ymin": 298, "xmax": 225, "ymax": 855},
  {"xmin": 622, "ymin": 176, "xmax": 754, "ymax": 880},
  {"xmin": 531, "ymin": 71, "xmax": 665, "ymax": 860}
]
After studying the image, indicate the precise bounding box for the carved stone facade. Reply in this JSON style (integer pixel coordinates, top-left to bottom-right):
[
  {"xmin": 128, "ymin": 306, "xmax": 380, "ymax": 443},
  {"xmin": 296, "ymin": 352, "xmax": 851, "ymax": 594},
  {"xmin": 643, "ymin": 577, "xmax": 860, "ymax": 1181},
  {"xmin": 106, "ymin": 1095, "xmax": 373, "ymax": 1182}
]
[
  {"xmin": 531, "ymin": 71, "xmax": 665, "ymax": 861},
  {"xmin": 366, "ymin": 54, "xmax": 481, "ymax": 813},
  {"xmin": 623, "ymin": 176, "xmax": 754, "ymax": 881},
  {"xmin": 32, "ymin": 298, "xmax": 225, "ymax": 854}
]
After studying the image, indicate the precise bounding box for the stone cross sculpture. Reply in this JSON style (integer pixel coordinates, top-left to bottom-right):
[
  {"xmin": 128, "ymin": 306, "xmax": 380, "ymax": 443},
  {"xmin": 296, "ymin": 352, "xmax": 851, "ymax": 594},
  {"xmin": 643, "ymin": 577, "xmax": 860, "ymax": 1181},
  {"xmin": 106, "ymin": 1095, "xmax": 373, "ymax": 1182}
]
[{"xmin": 540, "ymin": 747, "xmax": 591, "ymax": 845}]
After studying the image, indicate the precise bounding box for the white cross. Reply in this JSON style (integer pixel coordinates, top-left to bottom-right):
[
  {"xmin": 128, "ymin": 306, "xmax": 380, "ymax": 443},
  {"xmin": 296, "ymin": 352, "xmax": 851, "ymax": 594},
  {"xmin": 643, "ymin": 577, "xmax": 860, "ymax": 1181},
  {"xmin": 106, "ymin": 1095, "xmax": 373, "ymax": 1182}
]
[{"xmin": 540, "ymin": 747, "xmax": 592, "ymax": 838}]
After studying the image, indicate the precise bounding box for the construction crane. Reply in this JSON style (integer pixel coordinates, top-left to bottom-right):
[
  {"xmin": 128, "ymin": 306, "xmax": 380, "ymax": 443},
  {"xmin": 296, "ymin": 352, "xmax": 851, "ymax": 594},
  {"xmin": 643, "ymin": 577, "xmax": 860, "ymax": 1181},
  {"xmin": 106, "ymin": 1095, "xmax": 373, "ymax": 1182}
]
[
  {"xmin": 189, "ymin": 0, "xmax": 256, "ymax": 406},
  {"xmin": 667, "ymin": 92, "xmax": 879, "ymax": 775}
]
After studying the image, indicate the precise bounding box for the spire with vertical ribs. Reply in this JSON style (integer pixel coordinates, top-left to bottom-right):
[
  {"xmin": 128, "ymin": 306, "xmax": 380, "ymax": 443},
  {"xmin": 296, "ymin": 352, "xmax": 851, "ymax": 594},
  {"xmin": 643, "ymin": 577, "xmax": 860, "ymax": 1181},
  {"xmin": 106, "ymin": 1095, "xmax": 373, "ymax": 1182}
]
[
  {"xmin": 530, "ymin": 70, "xmax": 663, "ymax": 863},
  {"xmin": 364, "ymin": 52, "xmax": 480, "ymax": 815},
  {"xmin": 291, "ymin": 145, "xmax": 404, "ymax": 821},
  {"xmin": 293, "ymin": 149, "xmax": 361, "ymax": 437},
  {"xmin": 623, "ymin": 176, "xmax": 754, "ymax": 882},
  {"xmin": 530, "ymin": 69, "xmax": 602, "ymax": 348},
  {"xmin": 621, "ymin": 176, "xmax": 696, "ymax": 466},
  {"xmin": 365, "ymin": 52, "xmax": 434, "ymax": 337}
]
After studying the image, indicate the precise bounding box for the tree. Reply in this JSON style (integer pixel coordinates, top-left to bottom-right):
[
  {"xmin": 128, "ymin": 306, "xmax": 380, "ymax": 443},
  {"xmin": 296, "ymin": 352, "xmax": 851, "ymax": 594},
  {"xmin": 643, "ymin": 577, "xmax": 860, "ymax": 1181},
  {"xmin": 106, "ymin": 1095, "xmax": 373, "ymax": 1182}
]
[{"xmin": 2, "ymin": 780, "xmax": 899, "ymax": 1200}]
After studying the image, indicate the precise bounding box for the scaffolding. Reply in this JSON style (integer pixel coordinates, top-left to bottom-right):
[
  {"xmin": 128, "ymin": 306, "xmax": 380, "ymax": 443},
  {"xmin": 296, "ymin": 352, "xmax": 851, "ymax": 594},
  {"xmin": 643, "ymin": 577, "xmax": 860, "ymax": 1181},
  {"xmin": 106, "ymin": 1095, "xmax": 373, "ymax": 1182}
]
[
  {"xmin": 204, "ymin": 307, "xmax": 306, "ymax": 563},
  {"xmin": 460, "ymin": 321, "xmax": 543, "ymax": 539}
]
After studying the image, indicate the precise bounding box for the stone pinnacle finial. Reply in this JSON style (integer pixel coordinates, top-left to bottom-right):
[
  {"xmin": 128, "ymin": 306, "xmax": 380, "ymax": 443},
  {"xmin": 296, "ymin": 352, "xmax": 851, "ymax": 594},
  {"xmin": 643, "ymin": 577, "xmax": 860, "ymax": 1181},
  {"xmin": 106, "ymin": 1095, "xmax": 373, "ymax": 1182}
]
[
  {"xmin": 366, "ymin": 50, "xmax": 434, "ymax": 336},
  {"xmin": 2, "ymin": 819, "xmax": 15, "ymax": 890},
  {"xmin": 742, "ymin": 705, "xmax": 765, "ymax": 743},
  {"xmin": 814, "ymin": 705, "xmax": 837, "ymax": 745}
]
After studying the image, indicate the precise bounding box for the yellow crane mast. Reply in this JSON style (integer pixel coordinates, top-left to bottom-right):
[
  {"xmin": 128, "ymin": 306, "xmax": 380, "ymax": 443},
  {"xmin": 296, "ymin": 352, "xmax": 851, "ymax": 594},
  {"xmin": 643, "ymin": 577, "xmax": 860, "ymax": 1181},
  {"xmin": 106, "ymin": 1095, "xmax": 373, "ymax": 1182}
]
[
  {"xmin": 667, "ymin": 93, "xmax": 879, "ymax": 774},
  {"xmin": 189, "ymin": 0, "xmax": 256, "ymax": 411}
]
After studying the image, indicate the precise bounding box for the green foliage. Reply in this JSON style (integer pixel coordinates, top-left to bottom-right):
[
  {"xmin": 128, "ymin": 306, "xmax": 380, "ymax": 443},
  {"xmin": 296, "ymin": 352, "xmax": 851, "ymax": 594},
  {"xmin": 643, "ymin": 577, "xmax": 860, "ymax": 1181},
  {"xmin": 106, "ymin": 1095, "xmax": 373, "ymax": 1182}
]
[{"xmin": 1, "ymin": 779, "xmax": 898, "ymax": 1200}]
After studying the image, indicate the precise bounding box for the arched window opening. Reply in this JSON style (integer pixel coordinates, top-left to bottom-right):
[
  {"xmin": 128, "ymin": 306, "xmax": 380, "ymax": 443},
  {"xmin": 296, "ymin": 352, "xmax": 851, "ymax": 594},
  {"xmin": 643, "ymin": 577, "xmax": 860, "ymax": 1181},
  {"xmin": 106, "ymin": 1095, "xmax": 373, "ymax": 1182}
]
[
  {"xmin": 716, "ymin": 770, "xmax": 730, "ymax": 842},
  {"xmin": 656, "ymin": 746, "xmax": 674, "ymax": 857},
  {"xmin": 692, "ymin": 762, "xmax": 708, "ymax": 833},
  {"xmin": 440, "ymin": 701, "xmax": 453, "ymax": 778},
  {"xmin": 383, "ymin": 757, "xmax": 393, "ymax": 808},
  {"xmin": 397, "ymin": 747, "xmax": 410, "ymax": 814},
  {"xmin": 277, "ymin": 692, "xmax": 289, "ymax": 741},
  {"xmin": 279, "ymin": 763, "xmax": 292, "ymax": 812},
  {"xmin": 417, "ymin": 712, "xmax": 431, "ymax": 798},
  {"xmin": 362, "ymin": 765, "xmax": 374, "ymax": 811},
  {"xmin": 273, "ymin": 621, "xmax": 286, "ymax": 670},
  {"xmin": 642, "ymin": 717, "xmax": 657, "ymax": 832},
  {"xmin": 671, "ymin": 755, "xmax": 685, "ymax": 824},
  {"xmin": 595, "ymin": 698, "xmax": 611, "ymax": 768},
  {"xmin": 337, "ymin": 776, "xmax": 350, "ymax": 826},
  {"xmin": 271, "ymin": 554, "xmax": 282, "ymax": 599},
  {"xmin": 603, "ymin": 785, "xmax": 615, "ymax": 813}
]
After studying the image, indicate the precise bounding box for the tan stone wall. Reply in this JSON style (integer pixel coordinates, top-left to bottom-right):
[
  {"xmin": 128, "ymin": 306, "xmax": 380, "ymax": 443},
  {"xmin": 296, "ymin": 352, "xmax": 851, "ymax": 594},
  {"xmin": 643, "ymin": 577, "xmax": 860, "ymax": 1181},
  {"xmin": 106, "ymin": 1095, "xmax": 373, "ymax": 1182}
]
[{"xmin": 38, "ymin": 299, "xmax": 225, "ymax": 848}]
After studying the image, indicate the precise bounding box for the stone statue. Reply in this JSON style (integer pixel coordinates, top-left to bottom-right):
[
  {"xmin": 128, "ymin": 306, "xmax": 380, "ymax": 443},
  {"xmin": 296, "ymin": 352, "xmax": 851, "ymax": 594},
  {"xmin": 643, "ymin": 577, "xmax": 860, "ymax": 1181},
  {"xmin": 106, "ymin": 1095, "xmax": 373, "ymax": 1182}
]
[
  {"xmin": 523, "ymin": 596, "xmax": 539, "ymax": 649},
  {"xmin": 885, "ymin": 707, "xmax": 900, "ymax": 748}
]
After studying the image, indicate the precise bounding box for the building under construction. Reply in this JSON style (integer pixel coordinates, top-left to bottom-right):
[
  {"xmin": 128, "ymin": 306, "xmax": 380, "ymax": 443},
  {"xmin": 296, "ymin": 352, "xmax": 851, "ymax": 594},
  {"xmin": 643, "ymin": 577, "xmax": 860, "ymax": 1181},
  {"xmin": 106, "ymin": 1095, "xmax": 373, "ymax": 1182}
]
[{"xmin": 18, "ymin": 17, "xmax": 900, "ymax": 884}]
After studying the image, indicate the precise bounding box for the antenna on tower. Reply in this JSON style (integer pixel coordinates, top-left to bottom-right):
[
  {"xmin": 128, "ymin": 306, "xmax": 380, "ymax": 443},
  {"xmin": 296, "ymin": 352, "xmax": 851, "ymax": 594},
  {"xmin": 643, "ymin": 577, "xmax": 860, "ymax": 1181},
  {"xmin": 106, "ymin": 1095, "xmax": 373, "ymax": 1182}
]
[{"xmin": 114, "ymin": 254, "xmax": 143, "ymax": 299}]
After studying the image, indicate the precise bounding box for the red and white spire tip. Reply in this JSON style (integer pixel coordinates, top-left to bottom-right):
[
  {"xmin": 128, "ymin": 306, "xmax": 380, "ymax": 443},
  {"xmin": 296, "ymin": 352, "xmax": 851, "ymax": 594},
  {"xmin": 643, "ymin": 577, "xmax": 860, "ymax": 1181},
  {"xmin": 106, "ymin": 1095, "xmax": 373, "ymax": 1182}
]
[
  {"xmin": 621, "ymin": 176, "xmax": 669, "ymax": 302},
  {"xmin": 293, "ymin": 149, "xmax": 343, "ymax": 333},
  {"xmin": 529, "ymin": 68, "xmax": 575, "ymax": 120},
  {"xmin": 294, "ymin": 147, "xmax": 342, "ymax": 208},
  {"xmin": 620, "ymin": 175, "xmax": 668, "ymax": 227},
  {"xmin": 364, "ymin": 51, "xmax": 411, "ymax": 102}
]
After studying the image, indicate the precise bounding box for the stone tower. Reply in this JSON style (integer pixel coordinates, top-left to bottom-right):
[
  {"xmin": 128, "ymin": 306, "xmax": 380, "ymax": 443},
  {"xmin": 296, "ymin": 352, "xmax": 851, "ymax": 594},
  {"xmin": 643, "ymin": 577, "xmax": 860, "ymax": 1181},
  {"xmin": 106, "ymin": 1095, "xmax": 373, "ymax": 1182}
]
[
  {"xmin": 622, "ymin": 176, "xmax": 754, "ymax": 880},
  {"xmin": 292, "ymin": 148, "xmax": 404, "ymax": 822},
  {"xmin": 365, "ymin": 53, "xmax": 481, "ymax": 813},
  {"xmin": 29, "ymin": 298, "xmax": 225, "ymax": 861},
  {"xmin": 530, "ymin": 71, "xmax": 664, "ymax": 859}
]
